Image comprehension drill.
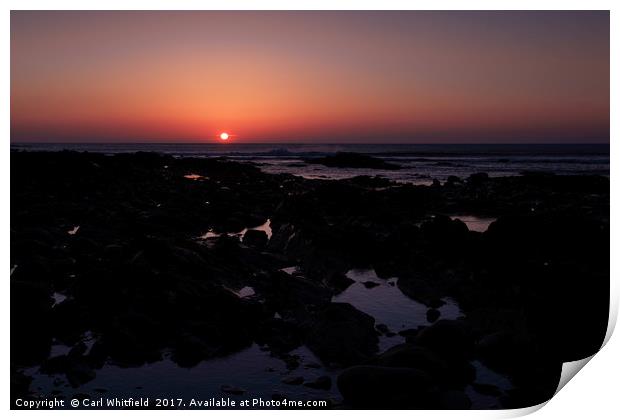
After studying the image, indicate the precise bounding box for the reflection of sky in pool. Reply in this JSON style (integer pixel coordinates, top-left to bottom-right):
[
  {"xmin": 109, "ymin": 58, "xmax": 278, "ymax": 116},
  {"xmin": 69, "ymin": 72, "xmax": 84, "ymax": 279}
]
[
  {"xmin": 26, "ymin": 343, "xmax": 341, "ymax": 408},
  {"xmin": 331, "ymin": 268, "xmax": 512, "ymax": 408},
  {"xmin": 199, "ymin": 219, "xmax": 272, "ymax": 241},
  {"xmin": 450, "ymin": 215, "xmax": 497, "ymax": 232},
  {"xmin": 333, "ymin": 269, "xmax": 462, "ymax": 350}
]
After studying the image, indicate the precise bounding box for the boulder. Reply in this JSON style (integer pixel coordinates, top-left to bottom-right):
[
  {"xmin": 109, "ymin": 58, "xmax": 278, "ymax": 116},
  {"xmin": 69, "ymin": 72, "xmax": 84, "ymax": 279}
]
[
  {"xmin": 65, "ymin": 361, "xmax": 96, "ymax": 388},
  {"xmin": 242, "ymin": 229, "xmax": 268, "ymax": 248},
  {"xmin": 374, "ymin": 344, "xmax": 447, "ymax": 378},
  {"xmin": 221, "ymin": 385, "xmax": 245, "ymax": 395},
  {"xmin": 325, "ymin": 271, "xmax": 354, "ymax": 294},
  {"xmin": 304, "ymin": 375, "xmax": 332, "ymax": 390},
  {"xmin": 475, "ymin": 331, "xmax": 529, "ymax": 374},
  {"xmin": 468, "ymin": 172, "xmax": 489, "ymax": 185},
  {"xmin": 376, "ymin": 324, "xmax": 391, "ymax": 335},
  {"xmin": 472, "ymin": 382, "xmax": 502, "ymax": 397},
  {"xmin": 437, "ymin": 390, "xmax": 472, "ymax": 409},
  {"xmin": 446, "ymin": 176, "xmax": 462, "ymax": 186},
  {"xmin": 281, "ymin": 376, "xmax": 304, "ymax": 385},
  {"xmin": 306, "ymin": 303, "xmax": 379, "ymax": 366},
  {"xmin": 337, "ymin": 365, "xmax": 435, "ymax": 408},
  {"xmin": 416, "ymin": 320, "xmax": 474, "ymax": 361},
  {"xmin": 426, "ymin": 308, "xmax": 441, "ymax": 323}
]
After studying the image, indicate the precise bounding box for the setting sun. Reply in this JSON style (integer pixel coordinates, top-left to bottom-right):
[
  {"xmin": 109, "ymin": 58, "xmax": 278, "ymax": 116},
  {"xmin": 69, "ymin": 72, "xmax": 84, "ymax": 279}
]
[{"xmin": 219, "ymin": 132, "xmax": 229, "ymax": 141}]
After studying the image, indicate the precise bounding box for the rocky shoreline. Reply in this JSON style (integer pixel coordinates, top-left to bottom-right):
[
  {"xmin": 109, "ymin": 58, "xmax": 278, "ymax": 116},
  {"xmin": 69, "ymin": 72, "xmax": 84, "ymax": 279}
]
[{"xmin": 11, "ymin": 151, "xmax": 609, "ymax": 409}]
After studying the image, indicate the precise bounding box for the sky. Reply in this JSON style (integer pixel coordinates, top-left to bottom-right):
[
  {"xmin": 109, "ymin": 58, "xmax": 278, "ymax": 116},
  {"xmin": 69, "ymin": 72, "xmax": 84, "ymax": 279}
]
[{"xmin": 11, "ymin": 11, "xmax": 609, "ymax": 144}]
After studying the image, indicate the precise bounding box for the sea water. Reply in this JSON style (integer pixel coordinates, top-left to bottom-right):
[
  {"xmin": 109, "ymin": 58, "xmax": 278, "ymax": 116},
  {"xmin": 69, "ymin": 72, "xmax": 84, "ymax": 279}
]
[{"xmin": 11, "ymin": 143, "xmax": 609, "ymax": 184}]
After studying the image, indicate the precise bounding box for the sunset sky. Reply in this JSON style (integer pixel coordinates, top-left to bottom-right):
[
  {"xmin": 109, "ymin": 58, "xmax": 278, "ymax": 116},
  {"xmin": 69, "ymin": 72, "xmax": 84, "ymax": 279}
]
[{"xmin": 11, "ymin": 11, "xmax": 609, "ymax": 143}]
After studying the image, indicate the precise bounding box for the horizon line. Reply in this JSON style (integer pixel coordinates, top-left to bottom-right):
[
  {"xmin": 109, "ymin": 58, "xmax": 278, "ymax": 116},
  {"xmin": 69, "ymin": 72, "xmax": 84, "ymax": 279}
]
[{"xmin": 10, "ymin": 141, "xmax": 611, "ymax": 146}]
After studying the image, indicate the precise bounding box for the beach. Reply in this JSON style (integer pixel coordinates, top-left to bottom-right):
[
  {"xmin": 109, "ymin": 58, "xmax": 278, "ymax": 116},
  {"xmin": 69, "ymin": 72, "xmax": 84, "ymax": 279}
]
[{"xmin": 10, "ymin": 149, "xmax": 609, "ymax": 409}]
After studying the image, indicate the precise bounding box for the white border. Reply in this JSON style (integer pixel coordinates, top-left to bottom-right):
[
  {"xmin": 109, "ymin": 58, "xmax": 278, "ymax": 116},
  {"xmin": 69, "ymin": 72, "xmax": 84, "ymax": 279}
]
[{"xmin": 3, "ymin": 2, "xmax": 617, "ymax": 419}]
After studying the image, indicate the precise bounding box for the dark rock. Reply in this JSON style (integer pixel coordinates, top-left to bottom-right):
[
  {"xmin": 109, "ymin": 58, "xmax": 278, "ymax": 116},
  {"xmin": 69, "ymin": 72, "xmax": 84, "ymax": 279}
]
[
  {"xmin": 468, "ymin": 172, "xmax": 489, "ymax": 185},
  {"xmin": 337, "ymin": 366, "xmax": 435, "ymax": 408},
  {"xmin": 376, "ymin": 324, "xmax": 390, "ymax": 335},
  {"xmin": 426, "ymin": 308, "xmax": 441, "ymax": 323},
  {"xmin": 304, "ymin": 362, "xmax": 322, "ymax": 369},
  {"xmin": 221, "ymin": 385, "xmax": 245, "ymax": 395},
  {"xmin": 281, "ymin": 376, "xmax": 304, "ymax": 385},
  {"xmin": 10, "ymin": 369, "xmax": 32, "ymax": 401},
  {"xmin": 437, "ymin": 390, "xmax": 472, "ymax": 409},
  {"xmin": 421, "ymin": 215, "xmax": 469, "ymax": 246},
  {"xmin": 306, "ymin": 303, "xmax": 379, "ymax": 366},
  {"xmin": 472, "ymin": 382, "xmax": 502, "ymax": 397},
  {"xmin": 483, "ymin": 210, "xmax": 608, "ymax": 363},
  {"xmin": 362, "ymin": 281, "xmax": 380, "ymax": 289},
  {"xmin": 242, "ymin": 229, "xmax": 268, "ymax": 248},
  {"xmin": 373, "ymin": 344, "xmax": 447, "ymax": 378},
  {"xmin": 428, "ymin": 298, "xmax": 446, "ymax": 309},
  {"xmin": 68, "ymin": 342, "xmax": 88, "ymax": 358},
  {"xmin": 398, "ymin": 328, "xmax": 419, "ymax": 340},
  {"xmin": 11, "ymin": 280, "xmax": 53, "ymax": 366},
  {"xmin": 40, "ymin": 355, "xmax": 70, "ymax": 375},
  {"xmin": 448, "ymin": 361, "xmax": 476, "ymax": 387},
  {"xmin": 103, "ymin": 244, "xmax": 125, "ymax": 259},
  {"xmin": 86, "ymin": 340, "xmax": 108, "ymax": 369},
  {"xmin": 72, "ymin": 393, "xmax": 91, "ymax": 401},
  {"xmin": 499, "ymin": 363, "xmax": 562, "ymax": 409},
  {"xmin": 256, "ymin": 319, "xmax": 305, "ymax": 354},
  {"xmin": 50, "ymin": 299, "xmax": 89, "ymax": 344},
  {"xmin": 325, "ymin": 272, "xmax": 354, "ymax": 293},
  {"xmin": 254, "ymin": 271, "xmax": 331, "ymax": 324},
  {"xmin": 281, "ymin": 353, "xmax": 301, "ymax": 371},
  {"xmin": 171, "ymin": 335, "xmax": 217, "ymax": 368},
  {"xmin": 271, "ymin": 392, "xmax": 286, "ymax": 401},
  {"xmin": 304, "ymin": 375, "xmax": 332, "ymax": 390},
  {"xmin": 417, "ymin": 320, "xmax": 474, "ymax": 361},
  {"xmin": 66, "ymin": 361, "xmax": 96, "ymax": 387},
  {"xmin": 475, "ymin": 332, "xmax": 531, "ymax": 374}
]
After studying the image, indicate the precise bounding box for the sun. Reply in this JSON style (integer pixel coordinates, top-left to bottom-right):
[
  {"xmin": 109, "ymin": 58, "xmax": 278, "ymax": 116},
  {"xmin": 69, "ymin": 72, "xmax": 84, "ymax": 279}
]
[{"xmin": 219, "ymin": 132, "xmax": 229, "ymax": 141}]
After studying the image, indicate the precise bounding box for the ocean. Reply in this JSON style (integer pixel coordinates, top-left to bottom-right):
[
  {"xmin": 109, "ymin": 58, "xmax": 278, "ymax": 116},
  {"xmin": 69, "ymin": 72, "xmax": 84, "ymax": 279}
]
[{"xmin": 11, "ymin": 143, "xmax": 609, "ymax": 184}]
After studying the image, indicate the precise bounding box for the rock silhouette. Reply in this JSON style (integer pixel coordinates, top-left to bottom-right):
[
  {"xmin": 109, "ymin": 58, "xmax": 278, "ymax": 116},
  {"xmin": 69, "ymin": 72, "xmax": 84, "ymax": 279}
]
[{"xmin": 10, "ymin": 151, "xmax": 608, "ymax": 409}]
